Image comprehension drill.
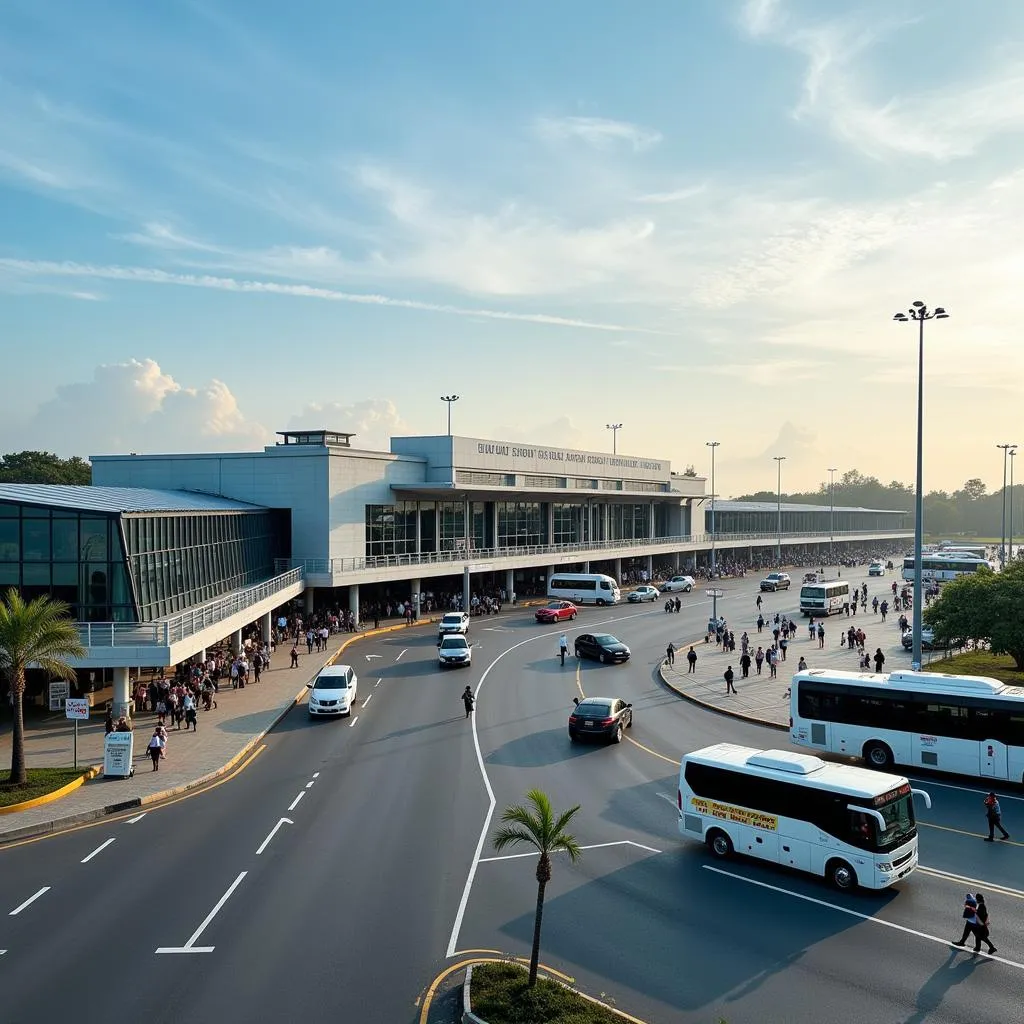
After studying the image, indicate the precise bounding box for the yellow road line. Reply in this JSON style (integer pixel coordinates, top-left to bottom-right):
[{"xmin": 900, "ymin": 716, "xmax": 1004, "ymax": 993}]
[
  {"xmin": 0, "ymin": 743, "xmax": 267, "ymax": 853},
  {"xmin": 624, "ymin": 735, "xmax": 679, "ymax": 767},
  {"xmin": 918, "ymin": 820, "xmax": 1024, "ymax": 848},
  {"xmin": 917, "ymin": 865, "xmax": 1024, "ymax": 901}
]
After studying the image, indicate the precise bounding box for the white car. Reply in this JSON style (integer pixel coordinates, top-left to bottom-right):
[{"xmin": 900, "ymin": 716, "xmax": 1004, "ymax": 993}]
[
  {"xmin": 438, "ymin": 634, "xmax": 472, "ymax": 668},
  {"xmin": 868, "ymin": 563, "xmax": 885, "ymax": 577},
  {"xmin": 661, "ymin": 575, "xmax": 695, "ymax": 593},
  {"xmin": 438, "ymin": 611, "xmax": 470, "ymax": 636},
  {"xmin": 628, "ymin": 585, "xmax": 660, "ymax": 603},
  {"xmin": 307, "ymin": 664, "xmax": 358, "ymax": 718}
]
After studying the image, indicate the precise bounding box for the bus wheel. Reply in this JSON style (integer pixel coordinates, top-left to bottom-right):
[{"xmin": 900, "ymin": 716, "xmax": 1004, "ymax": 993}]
[
  {"xmin": 596, "ymin": 599, "xmax": 606, "ymax": 606},
  {"xmin": 828, "ymin": 859, "xmax": 857, "ymax": 891},
  {"xmin": 864, "ymin": 741, "xmax": 893, "ymax": 769},
  {"xmin": 706, "ymin": 829, "xmax": 733, "ymax": 859}
]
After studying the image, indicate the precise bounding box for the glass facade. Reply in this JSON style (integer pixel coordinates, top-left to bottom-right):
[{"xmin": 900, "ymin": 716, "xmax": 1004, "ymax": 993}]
[
  {"xmin": 705, "ymin": 507, "xmax": 910, "ymax": 534},
  {"xmin": 0, "ymin": 501, "xmax": 281, "ymax": 623},
  {"xmin": 552, "ymin": 503, "xmax": 582, "ymax": 545},
  {"xmin": 365, "ymin": 503, "xmax": 418, "ymax": 558},
  {"xmin": 124, "ymin": 512, "xmax": 278, "ymax": 621},
  {"xmin": 609, "ymin": 503, "xmax": 650, "ymax": 540},
  {"xmin": 497, "ymin": 501, "xmax": 545, "ymax": 547}
]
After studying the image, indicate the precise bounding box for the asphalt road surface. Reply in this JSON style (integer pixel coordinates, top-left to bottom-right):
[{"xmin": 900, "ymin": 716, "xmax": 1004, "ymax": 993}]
[{"xmin": 1, "ymin": 566, "xmax": 1022, "ymax": 1023}]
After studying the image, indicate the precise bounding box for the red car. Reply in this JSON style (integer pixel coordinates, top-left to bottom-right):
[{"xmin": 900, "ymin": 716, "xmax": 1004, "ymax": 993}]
[{"xmin": 535, "ymin": 600, "xmax": 578, "ymax": 623}]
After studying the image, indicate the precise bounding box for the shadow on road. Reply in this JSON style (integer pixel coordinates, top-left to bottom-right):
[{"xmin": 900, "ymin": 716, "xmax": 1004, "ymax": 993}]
[{"xmin": 485, "ymin": 726, "xmax": 604, "ymax": 768}]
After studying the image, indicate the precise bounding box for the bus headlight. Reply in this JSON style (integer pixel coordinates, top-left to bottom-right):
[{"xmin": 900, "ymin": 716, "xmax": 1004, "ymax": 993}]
[{"xmin": 877, "ymin": 862, "xmax": 893, "ymax": 872}]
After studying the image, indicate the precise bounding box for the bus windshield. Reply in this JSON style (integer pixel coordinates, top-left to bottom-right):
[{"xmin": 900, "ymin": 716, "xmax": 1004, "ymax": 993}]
[{"xmin": 850, "ymin": 794, "xmax": 915, "ymax": 851}]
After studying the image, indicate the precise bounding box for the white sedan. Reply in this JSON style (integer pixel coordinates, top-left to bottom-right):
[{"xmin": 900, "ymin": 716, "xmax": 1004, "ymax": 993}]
[
  {"xmin": 661, "ymin": 575, "xmax": 695, "ymax": 593},
  {"xmin": 628, "ymin": 585, "xmax": 660, "ymax": 603}
]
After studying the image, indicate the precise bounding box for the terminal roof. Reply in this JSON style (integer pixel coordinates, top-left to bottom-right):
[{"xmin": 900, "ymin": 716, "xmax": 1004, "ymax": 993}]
[{"xmin": 0, "ymin": 484, "xmax": 266, "ymax": 514}]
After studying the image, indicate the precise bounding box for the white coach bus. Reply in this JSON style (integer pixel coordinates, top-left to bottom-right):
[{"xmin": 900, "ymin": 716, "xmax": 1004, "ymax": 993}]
[
  {"xmin": 679, "ymin": 743, "xmax": 929, "ymax": 890},
  {"xmin": 901, "ymin": 553, "xmax": 991, "ymax": 584},
  {"xmin": 799, "ymin": 580, "xmax": 850, "ymax": 617},
  {"xmin": 547, "ymin": 572, "xmax": 620, "ymax": 606},
  {"xmin": 790, "ymin": 668, "xmax": 1024, "ymax": 780}
]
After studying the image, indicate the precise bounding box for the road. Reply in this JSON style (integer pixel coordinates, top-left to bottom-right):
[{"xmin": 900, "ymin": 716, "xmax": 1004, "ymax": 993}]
[{"xmin": 0, "ymin": 566, "xmax": 1020, "ymax": 1023}]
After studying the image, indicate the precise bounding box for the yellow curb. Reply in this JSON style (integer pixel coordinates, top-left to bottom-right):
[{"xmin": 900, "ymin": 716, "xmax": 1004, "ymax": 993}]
[{"xmin": 0, "ymin": 763, "xmax": 101, "ymax": 815}]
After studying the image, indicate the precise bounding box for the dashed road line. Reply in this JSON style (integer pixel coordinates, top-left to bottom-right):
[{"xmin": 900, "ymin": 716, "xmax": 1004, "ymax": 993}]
[
  {"xmin": 348, "ymin": 716, "xmax": 359, "ymax": 728},
  {"xmin": 305, "ymin": 780, "xmax": 315, "ymax": 789},
  {"xmin": 312, "ymin": 771, "xmax": 320, "ymax": 778},
  {"xmin": 126, "ymin": 813, "xmax": 147, "ymax": 824},
  {"xmin": 396, "ymin": 649, "xmax": 408, "ymax": 661},
  {"xmin": 80, "ymin": 838, "xmax": 116, "ymax": 863},
  {"xmin": 362, "ymin": 693, "xmax": 373, "ymax": 708},
  {"xmin": 255, "ymin": 817, "xmax": 293, "ymax": 856},
  {"xmin": 9, "ymin": 887, "xmax": 49, "ymax": 917},
  {"xmin": 287, "ymin": 791, "xmax": 306, "ymax": 812},
  {"xmin": 155, "ymin": 871, "xmax": 247, "ymax": 953}
]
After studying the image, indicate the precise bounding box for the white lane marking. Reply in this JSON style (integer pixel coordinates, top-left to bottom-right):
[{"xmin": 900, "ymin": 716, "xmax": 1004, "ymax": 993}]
[
  {"xmin": 362, "ymin": 693, "xmax": 373, "ymax": 709},
  {"xmin": 305, "ymin": 780, "xmax": 315, "ymax": 789},
  {"xmin": 0, "ymin": 949, "xmax": 5, "ymax": 955},
  {"xmin": 918, "ymin": 865, "xmax": 1024, "ymax": 900},
  {"xmin": 287, "ymin": 791, "xmax": 306, "ymax": 812},
  {"xmin": 396, "ymin": 649, "xmax": 408, "ymax": 661},
  {"xmin": 126, "ymin": 813, "xmax": 147, "ymax": 824},
  {"xmin": 445, "ymin": 606, "xmax": 658, "ymax": 959},
  {"xmin": 348, "ymin": 716, "xmax": 359, "ymax": 728},
  {"xmin": 80, "ymin": 838, "xmax": 116, "ymax": 863},
  {"xmin": 479, "ymin": 840, "xmax": 662, "ymax": 863},
  {"xmin": 704, "ymin": 865, "xmax": 1024, "ymax": 970},
  {"xmin": 657, "ymin": 792, "xmax": 676, "ymax": 806},
  {"xmin": 375, "ymin": 678, "xmax": 382, "ymax": 688},
  {"xmin": 907, "ymin": 776, "xmax": 1024, "ymax": 803},
  {"xmin": 9, "ymin": 887, "xmax": 50, "ymax": 917},
  {"xmin": 155, "ymin": 870, "xmax": 247, "ymax": 953},
  {"xmin": 313, "ymin": 771, "xmax": 320, "ymax": 778},
  {"xmin": 255, "ymin": 817, "xmax": 293, "ymax": 856}
]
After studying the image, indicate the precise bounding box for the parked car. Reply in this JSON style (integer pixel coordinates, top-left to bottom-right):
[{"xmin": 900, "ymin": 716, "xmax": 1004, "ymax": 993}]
[
  {"xmin": 307, "ymin": 664, "xmax": 358, "ymax": 718},
  {"xmin": 901, "ymin": 627, "xmax": 937, "ymax": 651},
  {"xmin": 628, "ymin": 585, "xmax": 660, "ymax": 603},
  {"xmin": 535, "ymin": 600, "xmax": 578, "ymax": 624},
  {"xmin": 568, "ymin": 696, "xmax": 633, "ymax": 744},
  {"xmin": 438, "ymin": 611, "xmax": 470, "ymax": 636},
  {"xmin": 661, "ymin": 575, "xmax": 695, "ymax": 593},
  {"xmin": 574, "ymin": 633, "xmax": 631, "ymax": 664},
  {"xmin": 868, "ymin": 563, "xmax": 885, "ymax": 577},
  {"xmin": 759, "ymin": 572, "xmax": 791, "ymax": 592},
  {"xmin": 437, "ymin": 634, "xmax": 472, "ymax": 668}
]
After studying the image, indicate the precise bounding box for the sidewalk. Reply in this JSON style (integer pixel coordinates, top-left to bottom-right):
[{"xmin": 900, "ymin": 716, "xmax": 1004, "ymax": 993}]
[
  {"xmin": 0, "ymin": 618, "xmax": 435, "ymax": 842},
  {"xmin": 660, "ymin": 609, "xmax": 917, "ymax": 730}
]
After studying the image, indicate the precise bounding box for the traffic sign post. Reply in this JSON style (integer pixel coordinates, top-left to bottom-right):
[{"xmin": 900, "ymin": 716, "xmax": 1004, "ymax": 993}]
[
  {"xmin": 65, "ymin": 697, "xmax": 90, "ymax": 769},
  {"xmin": 705, "ymin": 588, "xmax": 724, "ymax": 628}
]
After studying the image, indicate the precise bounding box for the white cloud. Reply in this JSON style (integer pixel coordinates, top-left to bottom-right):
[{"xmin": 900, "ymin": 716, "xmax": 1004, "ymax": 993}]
[
  {"xmin": 535, "ymin": 116, "xmax": 663, "ymax": 152},
  {"xmin": 490, "ymin": 416, "xmax": 589, "ymax": 452},
  {"xmin": 286, "ymin": 400, "xmax": 410, "ymax": 451}
]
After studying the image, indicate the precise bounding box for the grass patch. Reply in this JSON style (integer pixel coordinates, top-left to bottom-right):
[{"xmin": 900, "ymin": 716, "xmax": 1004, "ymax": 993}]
[
  {"xmin": 0, "ymin": 767, "xmax": 86, "ymax": 808},
  {"xmin": 470, "ymin": 961, "xmax": 623, "ymax": 1024},
  {"xmin": 921, "ymin": 651, "xmax": 1024, "ymax": 685}
]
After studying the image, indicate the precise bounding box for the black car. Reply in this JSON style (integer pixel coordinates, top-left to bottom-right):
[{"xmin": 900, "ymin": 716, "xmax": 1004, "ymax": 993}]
[
  {"xmin": 574, "ymin": 633, "xmax": 631, "ymax": 664},
  {"xmin": 569, "ymin": 696, "xmax": 633, "ymax": 743}
]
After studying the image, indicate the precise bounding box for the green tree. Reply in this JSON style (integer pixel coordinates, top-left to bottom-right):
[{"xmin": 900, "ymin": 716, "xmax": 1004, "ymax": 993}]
[
  {"xmin": 0, "ymin": 589, "xmax": 86, "ymax": 785},
  {"xmin": 0, "ymin": 451, "xmax": 91, "ymax": 485},
  {"xmin": 960, "ymin": 478, "xmax": 987, "ymax": 501},
  {"xmin": 924, "ymin": 562, "xmax": 1024, "ymax": 668},
  {"xmin": 491, "ymin": 789, "xmax": 581, "ymax": 987}
]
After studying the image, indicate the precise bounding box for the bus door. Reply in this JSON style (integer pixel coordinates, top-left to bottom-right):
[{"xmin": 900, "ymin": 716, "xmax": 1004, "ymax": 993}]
[{"xmin": 980, "ymin": 740, "xmax": 1009, "ymax": 780}]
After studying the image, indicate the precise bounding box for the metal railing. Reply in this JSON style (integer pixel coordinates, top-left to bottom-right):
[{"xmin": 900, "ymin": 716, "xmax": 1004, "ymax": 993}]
[
  {"xmin": 276, "ymin": 528, "xmax": 913, "ymax": 578},
  {"xmin": 76, "ymin": 567, "xmax": 304, "ymax": 648}
]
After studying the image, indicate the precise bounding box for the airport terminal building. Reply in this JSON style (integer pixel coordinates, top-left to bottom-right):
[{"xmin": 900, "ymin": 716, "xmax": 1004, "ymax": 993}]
[{"xmin": 1, "ymin": 429, "xmax": 910, "ymax": 713}]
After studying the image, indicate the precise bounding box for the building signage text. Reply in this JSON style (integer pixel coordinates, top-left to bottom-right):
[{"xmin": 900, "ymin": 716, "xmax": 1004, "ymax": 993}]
[{"xmin": 476, "ymin": 442, "xmax": 663, "ymax": 473}]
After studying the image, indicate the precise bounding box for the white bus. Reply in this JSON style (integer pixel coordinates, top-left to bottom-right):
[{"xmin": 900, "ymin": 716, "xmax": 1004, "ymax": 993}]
[
  {"xmin": 547, "ymin": 572, "xmax": 621, "ymax": 606},
  {"xmin": 790, "ymin": 668, "xmax": 1024, "ymax": 781},
  {"xmin": 799, "ymin": 580, "xmax": 850, "ymax": 617},
  {"xmin": 678, "ymin": 743, "xmax": 929, "ymax": 890},
  {"xmin": 938, "ymin": 543, "xmax": 988, "ymax": 559},
  {"xmin": 902, "ymin": 553, "xmax": 991, "ymax": 583}
]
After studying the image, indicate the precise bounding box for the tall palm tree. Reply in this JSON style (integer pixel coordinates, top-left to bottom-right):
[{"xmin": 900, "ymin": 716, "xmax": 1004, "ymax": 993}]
[
  {"xmin": 491, "ymin": 788, "xmax": 581, "ymax": 987},
  {"xmin": 0, "ymin": 589, "xmax": 86, "ymax": 785}
]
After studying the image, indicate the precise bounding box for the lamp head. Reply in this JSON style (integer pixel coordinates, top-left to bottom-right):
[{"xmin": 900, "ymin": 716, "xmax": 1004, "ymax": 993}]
[
  {"xmin": 935, "ymin": 307, "xmax": 949, "ymax": 318},
  {"xmin": 912, "ymin": 300, "xmax": 925, "ymax": 308},
  {"xmin": 893, "ymin": 313, "xmax": 908, "ymax": 322}
]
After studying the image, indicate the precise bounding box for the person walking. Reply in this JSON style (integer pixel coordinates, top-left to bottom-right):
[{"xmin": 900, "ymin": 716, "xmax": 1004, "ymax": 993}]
[
  {"xmin": 808, "ymin": 618, "xmax": 815, "ymax": 641},
  {"xmin": 666, "ymin": 642, "xmax": 676, "ymax": 666},
  {"xmin": 756, "ymin": 614, "xmax": 764, "ymax": 634},
  {"xmin": 797, "ymin": 655, "xmax": 808, "ymax": 671},
  {"xmin": 817, "ymin": 623, "xmax": 826, "ymax": 649},
  {"xmin": 183, "ymin": 692, "xmax": 197, "ymax": 732},
  {"xmin": 755, "ymin": 646, "xmax": 765, "ymax": 675},
  {"xmin": 973, "ymin": 893, "xmax": 997, "ymax": 954},
  {"xmin": 952, "ymin": 893, "xmax": 980, "ymax": 947},
  {"xmin": 984, "ymin": 792, "xmax": 1010, "ymax": 841},
  {"xmin": 290, "ymin": 645, "xmax": 299, "ymax": 668},
  {"xmin": 756, "ymin": 594, "xmax": 762, "ymax": 611},
  {"xmin": 462, "ymin": 685, "xmax": 475, "ymax": 718},
  {"xmin": 739, "ymin": 651, "xmax": 751, "ymax": 678},
  {"xmin": 687, "ymin": 646, "xmax": 698, "ymax": 673},
  {"xmin": 558, "ymin": 633, "xmax": 569, "ymax": 667},
  {"xmin": 724, "ymin": 666, "xmax": 736, "ymax": 695},
  {"xmin": 147, "ymin": 729, "xmax": 163, "ymax": 771},
  {"xmin": 873, "ymin": 647, "xmax": 885, "ymax": 673},
  {"xmin": 767, "ymin": 647, "xmax": 778, "ymax": 678}
]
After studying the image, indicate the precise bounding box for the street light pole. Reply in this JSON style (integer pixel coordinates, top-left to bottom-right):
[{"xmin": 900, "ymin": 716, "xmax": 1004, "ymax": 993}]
[
  {"xmin": 893, "ymin": 300, "xmax": 949, "ymax": 670},
  {"xmin": 706, "ymin": 442, "xmax": 720, "ymax": 622},
  {"xmin": 998, "ymin": 443, "xmax": 1014, "ymax": 567},
  {"xmin": 606, "ymin": 423, "xmax": 622, "ymax": 455},
  {"xmin": 1011, "ymin": 447, "xmax": 1018, "ymax": 563},
  {"xmin": 440, "ymin": 395, "xmax": 460, "ymax": 436},
  {"xmin": 773, "ymin": 456, "xmax": 786, "ymax": 566},
  {"xmin": 828, "ymin": 467, "xmax": 838, "ymax": 567}
]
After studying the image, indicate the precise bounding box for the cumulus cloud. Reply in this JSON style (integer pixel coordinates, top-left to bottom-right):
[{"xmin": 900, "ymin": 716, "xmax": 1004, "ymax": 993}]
[{"xmin": 285, "ymin": 399, "xmax": 411, "ymax": 451}]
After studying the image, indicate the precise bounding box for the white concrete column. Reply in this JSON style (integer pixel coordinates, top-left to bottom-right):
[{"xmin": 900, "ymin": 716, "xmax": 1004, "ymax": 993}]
[
  {"xmin": 614, "ymin": 557, "xmax": 622, "ymax": 581},
  {"xmin": 646, "ymin": 554, "xmax": 654, "ymax": 577},
  {"xmin": 547, "ymin": 503, "xmax": 555, "ymax": 546},
  {"xmin": 582, "ymin": 561, "xmax": 590, "ymax": 572},
  {"xmin": 262, "ymin": 611, "xmax": 272, "ymax": 643},
  {"xmin": 348, "ymin": 584, "xmax": 360, "ymax": 627},
  {"xmin": 199, "ymin": 648, "xmax": 207, "ymax": 663},
  {"xmin": 545, "ymin": 566, "xmax": 556, "ymax": 594},
  {"xmin": 650, "ymin": 501, "xmax": 656, "ymax": 539},
  {"xmin": 233, "ymin": 628, "xmax": 243, "ymax": 655},
  {"xmin": 112, "ymin": 666, "xmax": 132, "ymax": 720},
  {"xmin": 411, "ymin": 578, "xmax": 421, "ymax": 617},
  {"xmin": 462, "ymin": 566, "xmax": 471, "ymax": 614},
  {"xmin": 304, "ymin": 586, "xmax": 315, "ymax": 614},
  {"xmin": 505, "ymin": 569, "xmax": 514, "ymax": 603},
  {"xmin": 463, "ymin": 499, "xmax": 471, "ymax": 549},
  {"xmin": 415, "ymin": 501, "xmax": 422, "ymax": 554},
  {"xmin": 673, "ymin": 552, "xmax": 681, "ymax": 572},
  {"xmin": 603, "ymin": 504, "xmax": 610, "ymax": 541},
  {"xmin": 492, "ymin": 502, "xmax": 499, "ymax": 550}
]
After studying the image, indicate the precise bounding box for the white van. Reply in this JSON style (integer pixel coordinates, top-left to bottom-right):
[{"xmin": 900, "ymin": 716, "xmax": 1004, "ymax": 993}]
[{"xmin": 547, "ymin": 573, "xmax": 620, "ymax": 606}]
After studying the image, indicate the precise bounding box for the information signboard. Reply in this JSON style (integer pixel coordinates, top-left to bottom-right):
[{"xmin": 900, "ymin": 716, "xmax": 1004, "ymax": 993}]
[
  {"xmin": 65, "ymin": 698, "xmax": 90, "ymax": 720},
  {"xmin": 48, "ymin": 681, "xmax": 69, "ymax": 712},
  {"xmin": 705, "ymin": 588, "xmax": 724, "ymax": 598},
  {"xmin": 103, "ymin": 732, "xmax": 134, "ymax": 778}
]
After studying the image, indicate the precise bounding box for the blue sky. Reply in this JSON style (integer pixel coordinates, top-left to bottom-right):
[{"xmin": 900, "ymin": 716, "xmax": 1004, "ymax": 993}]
[{"xmin": 3, "ymin": 0, "xmax": 1024, "ymax": 496}]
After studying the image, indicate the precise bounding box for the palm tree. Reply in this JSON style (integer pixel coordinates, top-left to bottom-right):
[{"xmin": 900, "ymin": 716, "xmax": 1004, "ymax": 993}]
[
  {"xmin": 0, "ymin": 589, "xmax": 86, "ymax": 786},
  {"xmin": 491, "ymin": 788, "xmax": 581, "ymax": 987}
]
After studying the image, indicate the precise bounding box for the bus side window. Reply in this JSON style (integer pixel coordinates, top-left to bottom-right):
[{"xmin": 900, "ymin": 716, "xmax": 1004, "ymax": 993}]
[{"xmin": 600, "ymin": 581, "xmax": 610, "ymax": 590}]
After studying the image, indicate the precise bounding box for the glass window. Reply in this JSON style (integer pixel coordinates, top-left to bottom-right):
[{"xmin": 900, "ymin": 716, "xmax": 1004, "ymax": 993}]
[
  {"xmin": 52, "ymin": 517, "xmax": 78, "ymax": 561},
  {"xmin": 22, "ymin": 518, "xmax": 50, "ymax": 560},
  {"xmin": 0, "ymin": 519, "xmax": 19, "ymax": 561},
  {"xmin": 0, "ymin": 502, "xmax": 17, "ymax": 517},
  {"xmin": 22, "ymin": 563, "xmax": 50, "ymax": 585},
  {"xmin": 80, "ymin": 519, "xmax": 108, "ymax": 561},
  {"xmin": 0, "ymin": 564, "xmax": 17, "ymax": 585}
]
